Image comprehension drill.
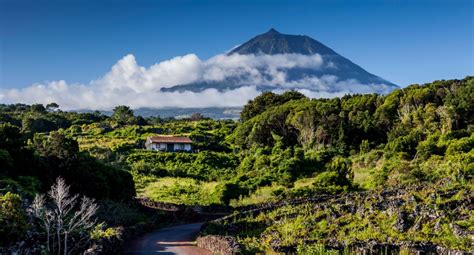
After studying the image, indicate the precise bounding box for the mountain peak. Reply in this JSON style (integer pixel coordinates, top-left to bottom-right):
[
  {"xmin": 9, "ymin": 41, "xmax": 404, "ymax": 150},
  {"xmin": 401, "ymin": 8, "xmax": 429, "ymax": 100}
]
[
  {"xmin": 265, "ymin": 28, "xmax": 281, "ymax": 35},
  {"xmin": 228, "ymin": 29, "xmax": 337, "ymax": 56}
]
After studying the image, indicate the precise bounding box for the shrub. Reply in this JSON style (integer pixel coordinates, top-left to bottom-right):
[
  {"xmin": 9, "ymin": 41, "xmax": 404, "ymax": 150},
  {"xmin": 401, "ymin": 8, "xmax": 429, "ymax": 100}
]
[
  {"xmin": 312, "ymin": 171, "xmax": 349, "ymax": 194},
  {"xmin": 0, "ymin": 192, "xmax": 28, "ymax": 245},
  {"xmin": 90, "ymin": 223, "xmax": 121, "ymax": 240},
  {"xmin": 296, "ymin": 243, "xmax": 340, "ymax": 255},
  {"xmin": 445, "ymin": 135, "xmax": 474, "ymax": 156}
]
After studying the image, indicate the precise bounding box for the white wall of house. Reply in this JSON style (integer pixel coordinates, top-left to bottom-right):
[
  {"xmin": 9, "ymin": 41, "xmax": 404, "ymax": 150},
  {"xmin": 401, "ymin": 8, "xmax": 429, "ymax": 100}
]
[
  {"xmin": 184, "ymin": 144, "xmax": 191, "ymax": 151},
  {"xmin": 146, "ymin": 142, "xmax": 192, "ymax": 152},
  {"xmin": 173, "ymin": 143, "xmax": 192, "ymax": 151},
  {"xmin": 174, "ymin": 143, "xmax": 192, "ymax": 151}
]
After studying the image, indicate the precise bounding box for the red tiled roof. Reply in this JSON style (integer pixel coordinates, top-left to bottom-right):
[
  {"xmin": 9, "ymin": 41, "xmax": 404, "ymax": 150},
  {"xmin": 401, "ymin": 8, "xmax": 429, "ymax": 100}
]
[{"xmin": 148, "ymin": 135, "xmax": 192, "ymax": 144}]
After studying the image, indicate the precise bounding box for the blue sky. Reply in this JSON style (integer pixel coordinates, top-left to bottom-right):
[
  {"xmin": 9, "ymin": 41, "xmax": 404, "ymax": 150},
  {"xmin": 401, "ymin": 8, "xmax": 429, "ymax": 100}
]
[{"xmin": 0, "ymin": 0, "xmax": 472, "ymax": 90}]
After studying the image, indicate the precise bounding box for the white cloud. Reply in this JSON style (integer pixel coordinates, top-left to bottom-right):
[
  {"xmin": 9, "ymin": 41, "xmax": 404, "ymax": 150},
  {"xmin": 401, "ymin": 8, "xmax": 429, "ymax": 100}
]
[
  {"xmin": 95, "ymin": 54, "xmax": 203, "ymax": 92},
  {"xmin": 202, "ymin": 53, "xmax": 323, "ymax": 85},
  {"xmin": 0, "ymin": 53, "xmax": 392, "ymax": 110},
  {"xmin": 0, "ymin": 83, "xmax": 261, "ymax": 110}
]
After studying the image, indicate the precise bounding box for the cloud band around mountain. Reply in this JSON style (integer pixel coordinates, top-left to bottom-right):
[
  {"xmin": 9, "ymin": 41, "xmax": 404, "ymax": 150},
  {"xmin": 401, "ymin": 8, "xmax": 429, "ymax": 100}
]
[{"xmin": 0, "ymin": 53, "xmax": 393, "ymax": 110}]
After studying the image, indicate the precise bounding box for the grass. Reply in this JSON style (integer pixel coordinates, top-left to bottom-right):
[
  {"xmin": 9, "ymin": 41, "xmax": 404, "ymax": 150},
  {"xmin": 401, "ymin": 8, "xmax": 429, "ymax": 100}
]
[
  {"xmin": 230, "ymin": 185, "xmax": 285, "ymax": 207},
  {"xmin": 350, "ymin": 150, "xmax": 384, "ymax": 189},
  {"xmin": 294, "ymin": 177, "xmax": 318, "ymax": 188},
  {"xmin": 77, "ymin": 135, "xmax": 137, "ymax": 150},
  {"xmin": 352, "ymin": 167, "xmax": 372, "ymax": 187},
  {"xmin": 137, "ymin": 176, "xmax": 223, "ymax": 205}
]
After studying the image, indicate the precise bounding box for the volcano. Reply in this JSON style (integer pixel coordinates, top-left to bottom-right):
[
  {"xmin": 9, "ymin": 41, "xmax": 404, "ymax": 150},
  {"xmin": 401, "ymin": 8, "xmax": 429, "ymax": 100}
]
[{"xmin": 161, "ymin": 29, "xmax": 397, "ymax": 93}]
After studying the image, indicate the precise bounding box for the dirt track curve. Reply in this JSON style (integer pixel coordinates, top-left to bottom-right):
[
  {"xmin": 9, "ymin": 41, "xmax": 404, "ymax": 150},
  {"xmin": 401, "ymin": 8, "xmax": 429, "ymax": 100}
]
[{"xmin": 124, "ymin": 222, "xmax": 212, "ymax": 255}]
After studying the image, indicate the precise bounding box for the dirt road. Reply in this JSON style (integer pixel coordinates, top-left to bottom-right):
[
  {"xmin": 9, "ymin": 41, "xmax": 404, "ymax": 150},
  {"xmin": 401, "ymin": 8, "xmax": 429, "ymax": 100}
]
[{"xmin": 124, "ymin": 222, "xmax": 212, "ymax": 255}]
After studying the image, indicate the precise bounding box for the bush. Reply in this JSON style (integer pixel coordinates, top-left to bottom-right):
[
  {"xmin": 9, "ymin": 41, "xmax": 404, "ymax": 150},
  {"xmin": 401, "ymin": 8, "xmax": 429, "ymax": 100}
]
[
  {"xmin": 312, "ymin": 171, "xmax": 350, "ymax": 194},
  {"xmin": 0, "ymin": 192, "xmax": 28, "ymax": 245},
  {"xmin": 96, "ymin": 200, "xmax": 150, "ymax": 227},
  {"xmin": 0, "ymin": 177, "xmax": 41, "ymax": 198},
  {"xmin": 126, "ymin": 151, "xmax": 238, "ymax": 181},
  {"xmin": 445, "ymin": 135, "xmax": 474, "ymax": 156},
  {"xmin": 90, "ymin": 223, "xmax": 122, "ymax": 240},
  {"xmin": 0, "ymin": 149, "xmax": 13, "ymax": 176},
  {"xmin": 296, "ymin": 243, "xmax": 340, "ymax": 255}
]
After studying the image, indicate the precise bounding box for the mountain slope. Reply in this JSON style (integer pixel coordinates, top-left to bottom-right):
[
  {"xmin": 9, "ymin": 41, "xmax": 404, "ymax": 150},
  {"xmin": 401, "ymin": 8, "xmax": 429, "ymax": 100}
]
[
  {"xmin": 228, "ymin": 28, "xmax": 338, "ymax": 55},
  {"xmin": 162, "ymin": 29, "xmax": 397, "ymax": 93}
]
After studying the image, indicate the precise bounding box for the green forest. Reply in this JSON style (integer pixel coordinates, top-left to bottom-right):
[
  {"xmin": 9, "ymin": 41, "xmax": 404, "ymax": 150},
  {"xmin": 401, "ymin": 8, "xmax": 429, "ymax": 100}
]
[{"xmin": 0, "ymin": 77, "xmax": 472, "ymax": 253}]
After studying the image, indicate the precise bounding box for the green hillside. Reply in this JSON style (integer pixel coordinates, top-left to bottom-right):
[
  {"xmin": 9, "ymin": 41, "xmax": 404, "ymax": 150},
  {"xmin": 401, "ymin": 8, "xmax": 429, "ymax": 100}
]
[{"xmin": 0, "ymin": 77, "xmax": 472, "ymax": 253}]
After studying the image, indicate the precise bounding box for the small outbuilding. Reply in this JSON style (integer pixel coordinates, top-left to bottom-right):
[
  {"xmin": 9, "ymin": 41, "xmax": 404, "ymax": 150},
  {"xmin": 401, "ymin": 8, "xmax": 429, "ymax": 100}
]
[{"xmin": 145, "ymin": 135, "xmax": 193, "ymax": 152}]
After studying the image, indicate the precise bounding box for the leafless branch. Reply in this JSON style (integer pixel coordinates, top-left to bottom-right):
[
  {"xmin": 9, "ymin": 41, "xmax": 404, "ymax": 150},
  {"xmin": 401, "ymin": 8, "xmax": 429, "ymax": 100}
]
[{"xmin": 31, "ymin": 177, "xmax": 99, "ymax": 255}]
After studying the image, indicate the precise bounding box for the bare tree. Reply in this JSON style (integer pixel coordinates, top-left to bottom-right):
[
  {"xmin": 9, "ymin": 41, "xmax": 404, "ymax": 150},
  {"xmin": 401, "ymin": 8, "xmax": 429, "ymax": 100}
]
[
  {"xmin": 31, "ymin": 177, "xmax": 98, "ymax": 255},
  {"xmin": 31, "ymin": 194, "xmax": 54, "ymax": 252},
  {"xmin": 63, "ymin": 196, "xmax": 98, "ymax": 255}
]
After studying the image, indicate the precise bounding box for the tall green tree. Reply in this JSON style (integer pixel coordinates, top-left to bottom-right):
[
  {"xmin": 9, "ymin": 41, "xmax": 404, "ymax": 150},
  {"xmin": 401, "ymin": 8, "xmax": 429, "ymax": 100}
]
[{"xmin": 112, "ymin": 105, "xmax": 136, "ymax": 124}]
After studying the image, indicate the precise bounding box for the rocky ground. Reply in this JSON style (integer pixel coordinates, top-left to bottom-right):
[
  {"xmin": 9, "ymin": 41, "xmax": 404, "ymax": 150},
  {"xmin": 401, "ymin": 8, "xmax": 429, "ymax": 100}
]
[{"xmin": 200, "ymin": 183, "xmax": 473, "ymax": 254}]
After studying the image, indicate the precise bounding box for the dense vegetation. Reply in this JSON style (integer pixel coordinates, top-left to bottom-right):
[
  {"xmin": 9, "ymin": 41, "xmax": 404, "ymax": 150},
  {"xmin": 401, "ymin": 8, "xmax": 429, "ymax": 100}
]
[
  {"xmin": 0, "ymin": 77, "xmax": 472, "ymax": 253},
  {"xmin": 203, "ymin": 77, "xmax": 474, "ymax": 253},
  {"xmin": 203, "ymin": 183, "xmax": 473, "ymax": 253}
]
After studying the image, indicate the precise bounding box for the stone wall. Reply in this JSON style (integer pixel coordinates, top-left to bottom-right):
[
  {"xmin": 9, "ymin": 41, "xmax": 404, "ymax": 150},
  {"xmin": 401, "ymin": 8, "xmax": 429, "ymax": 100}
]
[
  {"xmin": 202, "ymin": 186, "xmax": 473, "ymax": 254},
  {"xmin": 196, "ymin": 235, "xmax": 241, "ymax": 255}
]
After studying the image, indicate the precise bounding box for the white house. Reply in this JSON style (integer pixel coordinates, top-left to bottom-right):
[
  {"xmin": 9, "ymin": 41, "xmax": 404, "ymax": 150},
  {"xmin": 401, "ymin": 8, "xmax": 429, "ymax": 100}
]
[{"xmin": 145, "ymin": 135, "xmax": 193, "ymax": 152}]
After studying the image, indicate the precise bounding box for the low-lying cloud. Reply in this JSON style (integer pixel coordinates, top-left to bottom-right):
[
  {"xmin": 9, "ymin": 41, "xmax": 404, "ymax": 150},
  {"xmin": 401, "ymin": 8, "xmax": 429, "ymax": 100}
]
[{"xmin": 0, "ymin": 53, "xmax": 391, "ymax": 110}]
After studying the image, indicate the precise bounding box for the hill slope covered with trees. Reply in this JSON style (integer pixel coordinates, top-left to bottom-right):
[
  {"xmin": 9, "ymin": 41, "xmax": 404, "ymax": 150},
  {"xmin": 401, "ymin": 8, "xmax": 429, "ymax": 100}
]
[{"xmin": 0, "ymin": 77, "xmax": 472, "ymax": 253}]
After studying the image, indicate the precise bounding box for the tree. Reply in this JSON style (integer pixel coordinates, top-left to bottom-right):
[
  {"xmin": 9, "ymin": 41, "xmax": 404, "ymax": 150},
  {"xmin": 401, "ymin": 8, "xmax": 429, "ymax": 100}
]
[
  {"xmin": 31, "ymin": 177, "xmax": 98, "ymax": 255},
  {"xmin": 46, "ymin": 103, "xmax": 60, "ymax": 112},
  {"xmin": 0, "ymin": 123, "xmax": 23, "ymax": 150},
  {"xmin": 30, "ymin": 104, "xmax": 46, "ymax": 113},
  {"xmin": 32, "ymin": 132, "xmax": 79, "ymax": 162},
  {"xmin": 135, "ymin": 116, "xmax": 149, "ymax": 126},
  {"xmin": 190, "ymin": 112, "xmax": 205, "ymax": 121},
  {"xmin": 0, "ymin": 149, "xmax": 14, "ymax": 175},
  {"xmin": 280, "ymin": 90, "xmax": 306, "ymax": 102},
  {"xmin": 240, "ymin": 91, "xmax": 307, "ymax": 122},
  {"xmin": 22, "ymin": 116, "xmax": 57, "ymax": 134},
  {"xmin": 240, "ymin": 92, "xmax": 281, "ymax": 121},
  {"xmin": 111, "ymin": 105, "xmax": 135, "ymax": 124}
]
